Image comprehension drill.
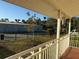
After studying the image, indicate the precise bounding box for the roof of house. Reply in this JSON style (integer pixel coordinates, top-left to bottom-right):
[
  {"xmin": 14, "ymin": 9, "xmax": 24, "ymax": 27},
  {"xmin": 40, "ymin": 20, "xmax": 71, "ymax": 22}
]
[{"xmin": 0, "ymin": 22, "xmax": 28, "ymax": 25}]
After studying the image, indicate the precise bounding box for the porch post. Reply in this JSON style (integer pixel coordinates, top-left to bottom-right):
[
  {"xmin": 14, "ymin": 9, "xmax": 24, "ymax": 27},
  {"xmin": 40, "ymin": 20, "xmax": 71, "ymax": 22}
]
[
  {"xmin": 56, "ymin": 10, "xmax": 61, "ymax": 59},
  {"xmin": 68, "ymin": 19, "xmax": 71, "ymax": 46},
  {"xmin": 68, "ymin": 19, "xmax": 71, "ymax": 35}
]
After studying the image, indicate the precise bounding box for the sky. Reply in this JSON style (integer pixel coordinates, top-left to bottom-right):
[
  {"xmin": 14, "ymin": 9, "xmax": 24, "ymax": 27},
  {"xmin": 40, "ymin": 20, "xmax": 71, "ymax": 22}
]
[{"xmin": 0, "ymin": 0, "xmax": 47, "ymax": 21}]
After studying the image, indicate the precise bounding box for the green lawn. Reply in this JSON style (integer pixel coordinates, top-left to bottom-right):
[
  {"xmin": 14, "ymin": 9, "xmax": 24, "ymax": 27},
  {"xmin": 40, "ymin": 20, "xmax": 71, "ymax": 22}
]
[{"xmin": 0, "ymin": 35, "xmax": 55, "ymax": 59}]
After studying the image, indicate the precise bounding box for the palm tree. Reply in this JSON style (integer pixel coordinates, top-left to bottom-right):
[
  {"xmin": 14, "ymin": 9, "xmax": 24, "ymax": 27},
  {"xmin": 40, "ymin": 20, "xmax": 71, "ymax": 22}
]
[
  {"xmin": 15, "ymin": 19, "xmax": 18, "ymax": 22},
  {"xmin": 26, "ymin": 12, "xmax": 30, "ymax": 16},
  {"xmin": 5, "ymin": 18, "xmax": 9, "ymax": 22},
  {"xmin": 15, "ymin": 19, "xmax": 20, "ymax": 23},
  {"xmin": 44, "ymin": 17, "xmax": 47, "ymax": 20},
  {"xmin": 22, "ymin": 19, "xmax": 26, "ymax": 23}
]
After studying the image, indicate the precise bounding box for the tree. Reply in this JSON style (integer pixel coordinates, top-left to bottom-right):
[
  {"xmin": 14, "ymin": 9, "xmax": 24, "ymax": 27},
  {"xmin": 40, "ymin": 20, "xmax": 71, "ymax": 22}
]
[
  {"xmin": 36, "ymin": 18, "xmax": 41, "ymax": 25},
  {"xmin": 5, "ymin": 18, "xmax": 9, "ymax": 22},
  {"xmin": 46, "ymin": 18, "xmax": 57, "ymax": 27},
  {"xmin": 71, "ymin": 17, "xmax": 79, "ymax": 32},
  {"xmin": 44, "ymin": 17, "xmax": 47, "ymax": 20},
  {"xmin": 15, "ymin": 19, "xmax": 18, "ymax": 22},
  {"xmin": 46, "ymin": 18, "xmax": 57, "ymax": 35},
  {"xmin": 26, "ymin": 12, "xmax": 30, "ymax": 16},
  {"xmin": 22, "ymin": 19, "xmax": 26, "ymax": 23},
  {"xmin": 41, "ymin": 20, "xmax": 47, "ymax": 30},
  {"xmin": 0, "ymin": 18, "xmax": 9, "ymax": 22},
  {"xmin": 26, "ymin": 17, "xmax": 36, "ymax": 24},
  {"xmin": 15, "ymin": 19, "xmax": 20, "ymax": 23}
]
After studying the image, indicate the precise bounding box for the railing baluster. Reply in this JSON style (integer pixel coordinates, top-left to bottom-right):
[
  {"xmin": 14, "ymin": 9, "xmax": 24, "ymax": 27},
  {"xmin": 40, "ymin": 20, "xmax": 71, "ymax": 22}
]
[
  {"xmin": 47, "ymin": 47, "xmax": 49, "ymax": 59},
  {"xmin": 39, "ymin": 47, "xmax": 42, "ymax": 59},
  {"xmin": 46, "ymin": 44, "xmax": 49, "ymax": 59},
  {"xmin": 36, "ymin": 54, "xmax": 38, "ymax": 59},
  {"xmin": 42, "ymin": 51, "xmax": 44, "ymax": 59},
  {"xmin": 18, "ymin": 56, "xmax": 23, "ymax": 59},
  {"xmin": 31, "ymin": 51, "xmax": 34, "ymax": 59},
  {"xmin": 77, "ymin": 36, "xmax": 78, "ymax": 47},
  {"xmin": 76, "ymin": 38, "xmax": 77, "ymax": 48},
  {"xmin": 49, "ymin": 44, "xmax": 51, "ymax": 59},
  {"xmin": 44, "ymin": 50, "xmax": 46, "ymax": 59},
  {"xmin": 51, "ymin": 44, "xmax": 53, "ymax": 59}
]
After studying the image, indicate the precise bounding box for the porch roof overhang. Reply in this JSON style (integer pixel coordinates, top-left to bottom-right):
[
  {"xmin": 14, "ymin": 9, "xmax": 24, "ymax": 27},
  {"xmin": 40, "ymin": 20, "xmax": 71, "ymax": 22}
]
[{"xmin": 3, "ymin": 0, "xmax": 79, "ymax": 19}]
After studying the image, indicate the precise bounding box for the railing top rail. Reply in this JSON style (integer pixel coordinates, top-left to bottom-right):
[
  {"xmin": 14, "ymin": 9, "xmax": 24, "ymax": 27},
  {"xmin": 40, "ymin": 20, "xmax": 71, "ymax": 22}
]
[{"xmin": 60, "ymin": 34, "xmax": 69, "ymax": 41}]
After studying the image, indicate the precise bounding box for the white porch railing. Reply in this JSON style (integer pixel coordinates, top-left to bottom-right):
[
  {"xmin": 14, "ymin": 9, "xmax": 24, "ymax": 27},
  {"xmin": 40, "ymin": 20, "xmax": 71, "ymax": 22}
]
[
  {"xmin": 70, "ymin": 32, "xmax": 79, "ymax": 48},
  {"xmin": 5, "ymin": 40, "xmax": 57, "ymax": 59},
  {"xmin": 5, "ymin": 34, "xmax": 70, "ymax": 59},
  {"xmin": 59, "ymin": 34, "xmax": 70, "ymax": 57}
]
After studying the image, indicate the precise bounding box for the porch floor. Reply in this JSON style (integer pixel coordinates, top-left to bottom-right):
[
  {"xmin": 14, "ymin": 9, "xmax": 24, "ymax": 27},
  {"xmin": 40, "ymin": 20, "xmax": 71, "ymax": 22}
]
[{"xmin": 60, "ymin": 48, "xmax": 79, "ymax": 59}]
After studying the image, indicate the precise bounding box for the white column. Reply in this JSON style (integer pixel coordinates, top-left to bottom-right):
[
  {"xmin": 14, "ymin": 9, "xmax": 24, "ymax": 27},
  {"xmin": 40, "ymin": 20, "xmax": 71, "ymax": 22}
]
[
  {"xmin": 57, "ymin": 18, "xmax": 61, "ymax": 39},
  {"xmin": 56, "ymin": 18, "xmax": 61, "ymax": 59},
  {"xmin": 68, "ymin": 19, "xmax": 71, "ymax": 47},
  {"xmin": 56, "ymin": 10, "xmax": 61, "ymax": 59},
  {"xmin": 69, "ymin": 19, "xmax": 71, "ymax": 34}
]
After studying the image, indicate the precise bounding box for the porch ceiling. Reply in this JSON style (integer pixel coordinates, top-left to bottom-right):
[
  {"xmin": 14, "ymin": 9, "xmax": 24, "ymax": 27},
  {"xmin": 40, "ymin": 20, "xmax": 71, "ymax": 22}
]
[{"xmin": 3, "ymin": 0, "xmax": 79, "ymax": 19}]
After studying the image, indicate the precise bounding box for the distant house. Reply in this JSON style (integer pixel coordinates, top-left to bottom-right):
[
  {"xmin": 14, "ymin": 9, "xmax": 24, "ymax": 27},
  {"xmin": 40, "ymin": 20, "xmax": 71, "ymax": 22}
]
[
  {"xmin": 0, "ymin": 22, "xmax": 43, "ymax": 33},
  {"xmin": 0, "ymin": 22, "xmax": 28, "ymax": 33}
]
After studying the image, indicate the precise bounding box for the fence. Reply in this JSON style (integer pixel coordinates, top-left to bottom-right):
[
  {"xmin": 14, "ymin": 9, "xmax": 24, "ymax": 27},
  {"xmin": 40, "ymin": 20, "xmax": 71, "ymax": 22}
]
[
  {"xmin": 0, "ymin": 33, "xmax": 27, "ymax": 40},
  {"xmin": 0, "ymin": 32, "xmax": 55, "ymax": 40}
]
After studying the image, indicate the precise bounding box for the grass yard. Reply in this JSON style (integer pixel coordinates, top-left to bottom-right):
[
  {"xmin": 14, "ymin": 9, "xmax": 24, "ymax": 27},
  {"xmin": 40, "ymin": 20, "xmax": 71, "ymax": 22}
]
[{"xmin": 0, "ymin": 35, "xmax": 56, "ymax": 59}]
